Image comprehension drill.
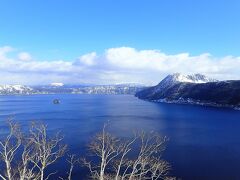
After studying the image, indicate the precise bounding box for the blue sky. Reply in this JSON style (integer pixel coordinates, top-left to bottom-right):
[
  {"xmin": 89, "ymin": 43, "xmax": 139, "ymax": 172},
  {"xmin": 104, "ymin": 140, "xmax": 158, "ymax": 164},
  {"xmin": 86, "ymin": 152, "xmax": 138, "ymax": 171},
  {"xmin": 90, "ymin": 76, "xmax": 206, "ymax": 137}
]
[
  {"xmin": 0, "ymin": 0, "xmax": 240, "ymax": 84},
  {"xmin": 1, "ymin": 0, "xmax": 240, "ymax": 59}
]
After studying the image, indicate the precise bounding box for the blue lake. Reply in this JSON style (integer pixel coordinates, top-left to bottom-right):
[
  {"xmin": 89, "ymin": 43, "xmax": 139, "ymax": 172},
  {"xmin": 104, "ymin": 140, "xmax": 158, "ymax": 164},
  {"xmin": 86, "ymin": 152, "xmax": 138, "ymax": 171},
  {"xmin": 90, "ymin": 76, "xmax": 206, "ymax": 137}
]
[{"xmin": 0, "ymin": 94, "xmax": 240, "ymax": 180}]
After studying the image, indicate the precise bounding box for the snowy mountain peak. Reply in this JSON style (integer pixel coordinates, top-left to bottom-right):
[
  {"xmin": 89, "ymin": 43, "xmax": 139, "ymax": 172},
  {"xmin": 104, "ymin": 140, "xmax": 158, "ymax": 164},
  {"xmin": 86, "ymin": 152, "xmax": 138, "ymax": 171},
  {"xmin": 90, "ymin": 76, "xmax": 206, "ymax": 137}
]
[
  {"xmin": 163, "ymin": 73, "xmax": 217, "ymax": 84},
  {"xmin": 0, "ymin": 85, "xmax": 33, "ymax": 94}
]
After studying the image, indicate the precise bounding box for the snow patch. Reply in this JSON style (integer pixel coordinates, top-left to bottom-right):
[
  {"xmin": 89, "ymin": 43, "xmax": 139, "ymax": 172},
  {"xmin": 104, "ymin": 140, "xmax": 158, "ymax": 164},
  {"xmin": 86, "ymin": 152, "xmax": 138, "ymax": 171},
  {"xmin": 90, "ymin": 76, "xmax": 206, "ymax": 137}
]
[{"xmin": 50, "ymin": 82, "xmax": 64, "ymax": 87}]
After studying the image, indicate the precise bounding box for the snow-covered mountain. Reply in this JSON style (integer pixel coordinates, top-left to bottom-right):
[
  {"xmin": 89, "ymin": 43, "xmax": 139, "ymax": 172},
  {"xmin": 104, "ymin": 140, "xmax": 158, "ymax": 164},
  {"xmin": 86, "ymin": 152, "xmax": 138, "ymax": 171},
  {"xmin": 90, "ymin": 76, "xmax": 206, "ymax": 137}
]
[
  {"xmin": 33, "ymin": 84, "xmax": 144, "ymax": 95},
  {"xmin": 0, "ymin": 85, "xmax": 33, "ymax": 94},
  {"xmin": 71, "ymin": 85, "xmax": 144, "ymax": 94},
  {"xmin": 136, "ymin": 73, "xmax": 240, "ymax": 109},
  {"xmin": 0, "ymin": 84, "xmax": 144, "ymax": 95},
  {"xmin": 137, "ymin": 73, "xmax": 218, "ymax": 98}
]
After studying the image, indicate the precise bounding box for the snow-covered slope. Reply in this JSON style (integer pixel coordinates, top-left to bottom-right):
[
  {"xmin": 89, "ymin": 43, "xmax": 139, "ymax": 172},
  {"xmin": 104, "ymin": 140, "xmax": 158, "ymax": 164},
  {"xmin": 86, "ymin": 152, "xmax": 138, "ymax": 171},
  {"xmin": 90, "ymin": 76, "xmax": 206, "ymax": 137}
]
[
  {"xmin": 155, "ymin": 73, "xmax": 217, "ymax": 91},
  {"xmin": 0, "ymin": 85, "xmax": 33, "ymax": 94},
  {"xmin": 161, "ymin": 73, "xmax": 217, "ymax": 85}
]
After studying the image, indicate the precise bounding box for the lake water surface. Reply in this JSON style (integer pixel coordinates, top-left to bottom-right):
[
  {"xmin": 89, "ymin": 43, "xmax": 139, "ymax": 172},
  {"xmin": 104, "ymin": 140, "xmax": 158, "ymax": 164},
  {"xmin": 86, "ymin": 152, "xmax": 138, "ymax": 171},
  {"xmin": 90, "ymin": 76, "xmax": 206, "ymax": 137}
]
[{"xmin": 0, "ymin": 94, "xmax": 240, "ymax": 180}]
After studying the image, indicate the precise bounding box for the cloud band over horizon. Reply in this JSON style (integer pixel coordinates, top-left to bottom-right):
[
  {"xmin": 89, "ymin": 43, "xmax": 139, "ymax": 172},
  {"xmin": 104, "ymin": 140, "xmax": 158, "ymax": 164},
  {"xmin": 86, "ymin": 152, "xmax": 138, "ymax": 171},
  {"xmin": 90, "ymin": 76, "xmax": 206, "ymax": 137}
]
[{"xmin": 0, "ymin": 46, "xmax": 240, "ymax": 85}]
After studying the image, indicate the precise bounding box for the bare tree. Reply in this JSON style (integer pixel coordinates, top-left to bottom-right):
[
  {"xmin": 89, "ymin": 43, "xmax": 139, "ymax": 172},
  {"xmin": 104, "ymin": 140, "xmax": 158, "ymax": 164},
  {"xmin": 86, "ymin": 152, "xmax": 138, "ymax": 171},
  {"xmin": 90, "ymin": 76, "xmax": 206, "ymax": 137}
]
[
  {"xmin": 120, "ymin": 131, "xmax": 170, "ymax": 180},
  {"xmin": 83, "ymin": 125, "xmax": 172, "ymax": 180},
  {"xmin": 28, "ymin": 122, "xmax": 67, "ymax": 180},
  {"xmin": 0, "ymin": 120, "xmax": 68, "ymax": 180},
  {"xmin": 82, "ymin": 124, "xmax": 122, "ymax": 180},
  {"xmin": 0, "ymin": 120, "xmax": 21, "ymax": 180}
]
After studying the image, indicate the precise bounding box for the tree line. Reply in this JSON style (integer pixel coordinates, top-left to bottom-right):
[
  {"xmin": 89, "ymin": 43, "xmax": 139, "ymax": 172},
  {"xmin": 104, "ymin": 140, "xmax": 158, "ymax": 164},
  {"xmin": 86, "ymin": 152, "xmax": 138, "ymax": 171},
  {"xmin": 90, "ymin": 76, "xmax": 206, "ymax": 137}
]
[{"xmin": 0, "ymin": 120, "xmax": 175, "ymax": 180}]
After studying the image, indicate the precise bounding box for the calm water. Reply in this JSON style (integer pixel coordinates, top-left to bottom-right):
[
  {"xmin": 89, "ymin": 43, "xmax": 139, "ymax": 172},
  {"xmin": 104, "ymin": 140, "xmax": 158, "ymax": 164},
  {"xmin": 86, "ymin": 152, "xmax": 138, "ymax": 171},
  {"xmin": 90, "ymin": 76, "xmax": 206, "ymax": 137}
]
[{"xmin": 0, "ymin": 94, "xmax": 240, "ymax": 180}]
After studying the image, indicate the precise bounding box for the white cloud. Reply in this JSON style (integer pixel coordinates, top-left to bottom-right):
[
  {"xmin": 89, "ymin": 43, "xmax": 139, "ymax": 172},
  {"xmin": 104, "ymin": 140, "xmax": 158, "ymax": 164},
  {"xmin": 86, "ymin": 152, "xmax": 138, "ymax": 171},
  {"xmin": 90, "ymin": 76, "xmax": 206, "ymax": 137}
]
[
  {"xmin": 18, "ymin": 52, "xmax": 32, "ymax": 61},
  {"xmin": 76, "ymin": 52, "xmax": 97, "ymax": 66},
  {"xmin": 0, "ymin": 46, "xmax": 13, "ymax": 54},
  {"xmin": 0, "ymin": 46, "xmax": 240, "ymax": 85},
  {"xmin": 0, "ymin": 46, "xmax": 14, "ymax": 60}
]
